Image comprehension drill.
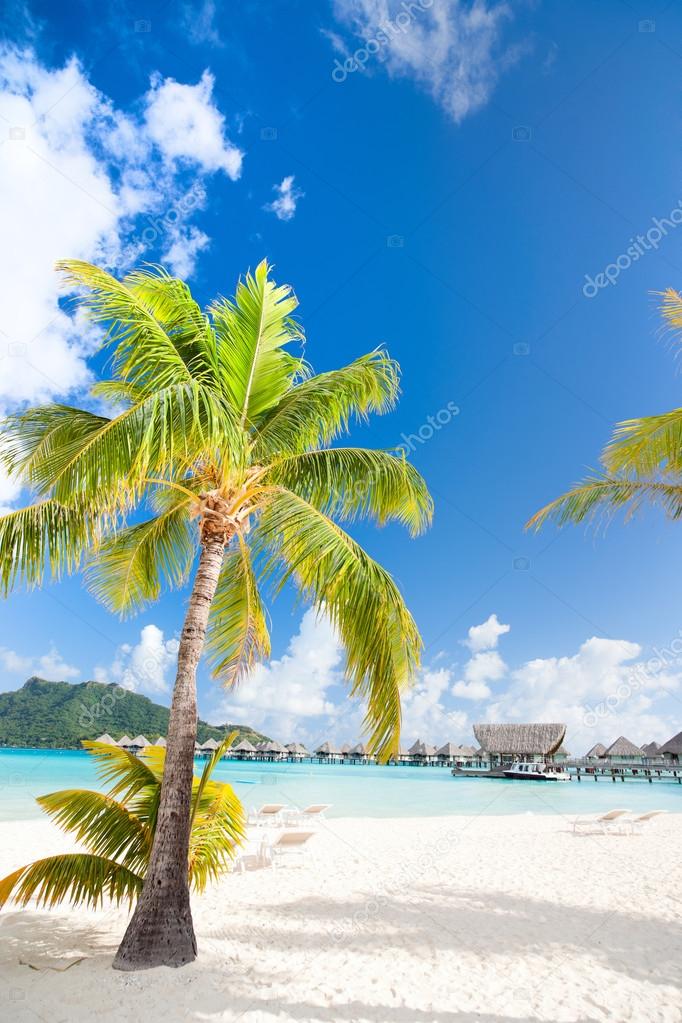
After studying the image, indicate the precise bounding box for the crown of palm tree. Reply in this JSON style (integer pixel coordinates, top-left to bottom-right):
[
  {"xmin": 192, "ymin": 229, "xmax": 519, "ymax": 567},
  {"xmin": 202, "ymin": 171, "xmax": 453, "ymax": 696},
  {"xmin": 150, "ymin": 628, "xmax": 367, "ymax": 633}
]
[{"xmin": 0, "ymin": 259, "xmax": 432, "ymax": 757}]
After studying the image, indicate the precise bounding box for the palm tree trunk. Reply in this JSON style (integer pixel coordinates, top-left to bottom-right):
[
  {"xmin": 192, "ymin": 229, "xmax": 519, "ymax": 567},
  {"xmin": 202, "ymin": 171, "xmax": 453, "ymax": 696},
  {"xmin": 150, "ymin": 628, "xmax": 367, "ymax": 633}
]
[{"xmin": 112, "ymin": 535, "xmax": 225, "ymax": 970}]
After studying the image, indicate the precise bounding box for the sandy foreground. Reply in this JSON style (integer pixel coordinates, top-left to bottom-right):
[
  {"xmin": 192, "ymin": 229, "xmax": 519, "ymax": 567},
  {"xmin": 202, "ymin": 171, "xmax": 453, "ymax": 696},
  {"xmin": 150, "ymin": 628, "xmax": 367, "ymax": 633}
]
[{"xmin": 0, "ymin": 813, "xmax": 680, "ymax": 1023}]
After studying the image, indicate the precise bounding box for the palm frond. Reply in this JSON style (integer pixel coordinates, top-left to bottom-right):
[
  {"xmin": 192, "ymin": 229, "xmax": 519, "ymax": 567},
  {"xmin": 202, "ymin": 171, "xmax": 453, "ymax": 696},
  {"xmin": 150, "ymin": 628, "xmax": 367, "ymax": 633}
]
[
  {"xmin": 0, "ymin": 854, "xmax": 143, "ymax": 909},
  {"xmin": 267, "ymin": 447, "xmax": 433, "ymax": 537},
  {"xmin": 81, "ymin": 741, "xmax": 159, "ymax": 805},
  {"xmin": 188, "ymin": 737, "xmax": 246, "ymax": 890},
  {"xmin": 253, "ymin": 350, "xmax": 399, "ymax": 457},
  {"xmin": 209, "ymin": 259, "xmax": 304, "ymax": 426},
  {"xmin": 255, "ymin": 488, "xmax": 420, "ymax": 759},
  {"xmin": 526, "ymin": 472, "xmax": 682, "ymax": 529},
  {"xmin": 86, "ymin": 504, "xmax": 195, "ymax": 615},
  {"xmin": 205, "ymin": 537, "xmax": 270, "ymax": 686},
  {"xmin": 0, "ymin": 498, "xmax": 99, "ymax": 596},
  {"xmin": 602, "ymin": 408, "xmax": 682, "ymax": 474},
  {"xmin": 37, "ymin": 789, "xmax": 151, "ymax": 873},
  {"xmin": 4, "ymin": 384, "xmax": 239, "ymax": 506},
  {"xmin": 56, "ymin": 260, "xmax": 200, "ymax": 391}
]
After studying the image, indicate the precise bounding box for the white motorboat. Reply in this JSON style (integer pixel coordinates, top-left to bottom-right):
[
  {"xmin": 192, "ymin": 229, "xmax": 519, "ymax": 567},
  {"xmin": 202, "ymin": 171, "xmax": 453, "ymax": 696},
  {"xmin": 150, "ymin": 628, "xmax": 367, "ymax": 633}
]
[{"xmin": 502, "ymin": 761, "xmax": 570, "ymax": 782}]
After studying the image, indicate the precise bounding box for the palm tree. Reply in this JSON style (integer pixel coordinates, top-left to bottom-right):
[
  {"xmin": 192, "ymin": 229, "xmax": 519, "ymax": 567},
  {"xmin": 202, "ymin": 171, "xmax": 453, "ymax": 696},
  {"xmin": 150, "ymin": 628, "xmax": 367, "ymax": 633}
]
[
  {"xmin": 528, "ymin": 289, "xmax": 682, "ymax": 531},
  {"xmin": 0, "ymin": 259, "xmax": 432, "ymax": 970},
  {"xmin": 0, "ymin": 737, "xmax": 245, "ymax": 910}
]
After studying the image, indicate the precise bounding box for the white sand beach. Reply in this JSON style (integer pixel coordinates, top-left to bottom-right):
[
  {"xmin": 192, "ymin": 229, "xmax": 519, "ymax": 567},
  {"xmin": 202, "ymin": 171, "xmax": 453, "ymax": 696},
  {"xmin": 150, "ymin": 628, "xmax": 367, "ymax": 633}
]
[{"xmin": 1, "ymin": 813, "xmax": 680, "ymax": 1023}]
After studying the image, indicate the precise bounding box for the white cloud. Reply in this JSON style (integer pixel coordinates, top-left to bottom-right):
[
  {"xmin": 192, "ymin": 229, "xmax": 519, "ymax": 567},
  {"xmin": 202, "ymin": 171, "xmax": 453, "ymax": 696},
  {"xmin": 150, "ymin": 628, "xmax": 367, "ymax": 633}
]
[
  {"xmin": 484, "ymin": 635, "xmax": 682, "ymax": 754},
  {"xmin": 331, "ymin": 0, "xmax": 527, "ymax": 123},
  {"xmin": 464, "ymin": 612, "xmax": 510, "ymax": 652},
  {"xmin": 144, "ymin": 70, "xmax": 243, "ymax": 179},
  {"xmin": 0, "ymin": 644, "xmax": 79, "ymax": 681},
  {"xmin": 182, "ymin": 0, "xmax": 222, "ymax": 46},
  {"xmin": 0, "ymin": 46, "xmax": 242, "ymax": 428},
  {"xmin": 213, "ymin": 608, "xmax": 343, "ymax": 739},
  {"xmin": 401, "ymin": 666, "xmax": 470, "ymax": 744},
  {"xmin": 95, "ymin": 624, "xmax": 179, "ymax": 695},
  {"xmin": 162, "ymin": 225, "xmax": 210, "ymax": 279},
  {"xmin": 264, "ymin": 175, "xmax": 304, "ymax": 222}
]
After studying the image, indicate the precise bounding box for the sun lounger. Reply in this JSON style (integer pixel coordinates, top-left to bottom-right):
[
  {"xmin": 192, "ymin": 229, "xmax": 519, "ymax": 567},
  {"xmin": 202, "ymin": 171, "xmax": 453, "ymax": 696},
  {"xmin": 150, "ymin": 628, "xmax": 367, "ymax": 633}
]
[
  {"xmin": 249, "ymin": 803, "xmax": 287, "ymax": 826},
  {"xmin": 628, "ymin": 809, "xmax": 667, "ymax": 833},
  {"xmin": 284, "ymin": 803, "xmax": 331, "ymax": 826},
  {"xmin": 265, "ymin": 830, "xmax": 316, "ymax": 867},
  {"xmin": 572, "ymin": 809, "xmax": 631, "ymax": 835}
]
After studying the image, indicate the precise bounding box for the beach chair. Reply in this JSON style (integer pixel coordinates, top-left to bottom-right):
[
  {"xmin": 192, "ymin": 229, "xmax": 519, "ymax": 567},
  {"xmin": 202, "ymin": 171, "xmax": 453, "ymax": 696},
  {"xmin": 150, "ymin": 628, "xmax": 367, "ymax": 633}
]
[
  {"xmin": 628, "ymin": 809, "xmax": 667, "ymax": 833},
  {"xmin": 265, "ymin": 830, "xmax": 316, "ymax": 868},
  {"xmin": 249, "ymin": 803, "xmax": 287, "ymax": 826},
  {"xmin": 572, "ymin": 808, "xmax": 631, "ymax": 835},
  {"xmin": 284, "ymin": 803, "xmax": 331, "ymax": 826},
  {"xmin": 233, "ymin": 834, "xmax": 271, "ymax": 872}
]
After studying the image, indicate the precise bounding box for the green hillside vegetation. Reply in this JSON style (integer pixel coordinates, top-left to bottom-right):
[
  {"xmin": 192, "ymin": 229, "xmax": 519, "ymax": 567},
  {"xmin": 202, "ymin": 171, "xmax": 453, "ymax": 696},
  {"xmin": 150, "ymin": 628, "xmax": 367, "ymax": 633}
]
[{"xmin": 0, "ymin": 678, "xmax": 268, "ymax": 749}]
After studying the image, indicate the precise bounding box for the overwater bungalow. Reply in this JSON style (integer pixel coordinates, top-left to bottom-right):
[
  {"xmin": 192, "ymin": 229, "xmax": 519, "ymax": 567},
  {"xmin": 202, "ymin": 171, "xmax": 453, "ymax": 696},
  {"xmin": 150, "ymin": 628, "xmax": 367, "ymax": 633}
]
[
  {"xmin": 198, "ymin": 738, "xmax": 220, "ymax": 756},
  {"xmin": 340, "ymin": 743, "xmax": 351, "ymax": 760},
  {"xmin": 603, "ymin": 736, "xmax": 644, "ymax": 762},
  {"xmin": 554, "ymin": 744, "xmax": 570, "ymax": 762},
  {"xmin": 315, "ymin": 741, "xmax": 342, "ymax": 762},
  {"xmin": 435, "ymin": 742, "xmax": 459, "ymax": 766},
  {"xmin": 659, "ymin": 730, "xmax": 682, "ymax": 763},
  {"xmin": 95, "ymin": 733, "xmax": 116, "ymax": 745},
  {"xmin": 584, "ymin": 742, "xmax": 607, "ymax": 759},
  {"xmin": 349, "ymin": 742, "xmax": 369, "ymax": 762},
  {"xmin": 232, "ymin": 739, "xmax": 257, "ymax": 759},
  {"xmin": 408, "ymin": 740, "xmax": 437, "ymax": 765},
  {"xmin": 455, "ymin": 745, "xmax": 476, "ymax": 766},
  {"xmin": 472, "ymin": 723, "xmax": 566, "ymax": 768},
  {"xmin": 263, "ymin": 740, "xmax": 288, "ymax": 760},
  {"xmin": 286, "ymin": 742, "xmax": 309, "ymax": 760},
  {"xmin": 116, "ymin": 734, "xmax": 134, "ymax": 750},
  {"xmin": 641, "ymin": 741, "xmax": 663, "ymax": 761}
]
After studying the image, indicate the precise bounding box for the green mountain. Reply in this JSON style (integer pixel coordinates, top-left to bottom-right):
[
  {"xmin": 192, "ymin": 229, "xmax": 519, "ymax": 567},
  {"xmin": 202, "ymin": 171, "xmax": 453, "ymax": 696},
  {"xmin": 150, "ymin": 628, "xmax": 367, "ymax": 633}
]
[{"xmin": 0, "ymin": 677, "xmax": 268, "ymax": 749}]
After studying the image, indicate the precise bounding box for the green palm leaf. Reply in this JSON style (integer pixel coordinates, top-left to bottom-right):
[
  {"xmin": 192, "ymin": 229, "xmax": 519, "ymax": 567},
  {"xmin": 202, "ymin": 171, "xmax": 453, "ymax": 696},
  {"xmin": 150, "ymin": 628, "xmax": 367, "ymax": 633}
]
[
  {"xmin": 37, "ymin": 789, "xmax": 151, "ymax": 873},
  {"xmin": 0, "ymin": 498, "xmax": 99, "ymax": 596},
  {"xmin": 527, "ymin": 473, "xmax": 682, "ymax": 529},
  {"xmin": 602, "ymin": 408, "xmax": 682, "ymax": 474},
  {"xmin": 205, "ymin": 537, "xmax": 270, "ymax": 686},
  {"xmin": 255, "ymin": 488, "xmax": 420, "ymax": 759},
  {"xmin": 253, "ymin": 350, "xmax": 399, "ymax": 457},
  {"xmin": 267, "ymin": 447, "xmax": 433, "ymax": 537},
  {"xmin": 86, "ymin": 504, "xmax": 195, "ymax": 615},
  {"xmin": 210, "ymin": 259, "xmax": 304, "ymax": 426},
  {"xmin": 0, "ymin": 855, "xmax": 143, "ymax": 910}
]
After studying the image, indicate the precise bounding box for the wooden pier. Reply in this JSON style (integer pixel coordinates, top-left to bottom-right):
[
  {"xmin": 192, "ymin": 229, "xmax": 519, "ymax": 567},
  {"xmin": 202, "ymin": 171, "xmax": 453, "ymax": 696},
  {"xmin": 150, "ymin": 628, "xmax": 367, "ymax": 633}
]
[{"xmin": 567, "ymin": 758, "xmax": 682, "ymax": 783}]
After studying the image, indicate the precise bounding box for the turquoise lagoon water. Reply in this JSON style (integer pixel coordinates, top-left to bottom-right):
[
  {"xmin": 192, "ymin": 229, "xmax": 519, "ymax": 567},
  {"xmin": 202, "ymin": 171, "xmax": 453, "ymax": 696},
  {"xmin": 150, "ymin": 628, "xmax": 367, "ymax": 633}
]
[{"xmin": 1, "ymin": 748, "xmax": 681, "ymax": 821}]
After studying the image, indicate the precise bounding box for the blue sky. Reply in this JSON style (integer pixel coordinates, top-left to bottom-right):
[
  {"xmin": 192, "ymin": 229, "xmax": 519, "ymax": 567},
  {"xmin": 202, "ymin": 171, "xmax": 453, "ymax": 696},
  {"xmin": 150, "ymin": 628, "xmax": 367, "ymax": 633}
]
[{"xmin": 2, "ymin": 0, "xmax": 682, "ymax": 754}]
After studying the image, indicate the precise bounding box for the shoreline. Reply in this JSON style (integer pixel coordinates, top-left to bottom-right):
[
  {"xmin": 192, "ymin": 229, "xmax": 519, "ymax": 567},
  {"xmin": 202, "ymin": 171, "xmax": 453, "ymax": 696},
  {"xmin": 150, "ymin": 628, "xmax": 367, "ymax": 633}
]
[{"xmin": 1, "ymin": 814, "xmax": 680, "ymax": 1022}]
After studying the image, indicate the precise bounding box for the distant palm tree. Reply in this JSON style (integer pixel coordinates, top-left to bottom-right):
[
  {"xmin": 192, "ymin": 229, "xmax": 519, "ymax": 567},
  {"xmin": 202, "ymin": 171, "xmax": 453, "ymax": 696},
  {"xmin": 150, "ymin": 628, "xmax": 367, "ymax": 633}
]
[
  {"xmin": 0, "ymin": 737, "xmax": 245, "ymax": 910},
  {"xmin": 0, "ymin": 259, "xmax": 432, "ymax": 970},
  {"xmin": 528, "ymin": 289, "xmax": 682, "ymax": 530}
]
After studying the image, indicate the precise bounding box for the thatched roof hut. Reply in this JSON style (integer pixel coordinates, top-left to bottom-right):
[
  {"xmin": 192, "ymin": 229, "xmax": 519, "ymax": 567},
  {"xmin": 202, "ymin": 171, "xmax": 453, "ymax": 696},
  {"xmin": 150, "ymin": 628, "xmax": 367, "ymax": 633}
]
[
  {"xmin": 584, "ymin": 742, "xmax": 606, "ymax": 759},
  {"xmin": 340, "ymin": 743, "xmax": 351, "ymax": 755},
  {"xmin": 233, "ymin": 739, "xmax": 256, "ymax": 754},
  {"xmin": 95, "ymin": 733, "xmax": 116, "ymax": 745},
  {"xmin": 265, "ymin": 740, "xmax": 288, "ymax": 755},
  {"xmin": 130, "ymin": 734, "xmax": 150, "ymax": 749},
  {"xmin": 473, "ymin": 723, "xmax": 566, "ymax": 757},
  {"xmin": 287, "ymin": 742, "xmax": 309, "ymax": 756},
  {"xmin": 154, "ymin": 736, "xmax": 167, "ymax": 747},
  {"xmin": 457, "ymin": 745, "xmax": 476, "ymax": 758},
  {"xmin": 349, "ymin": 743, "xmax": 367, "ymax": 756},
  {"xmin": 659, "ymin": 730, "xmax": 682, "ymax": 759},
  {"xmin": 117, "ymin": 734, "xmax": 133, "ymax": 748},
  {"xmin": 315, "ymin": 741, "xmax": 341, "ymax": 757},
  {"xmin": 200, "ymin": 738, "xmax": 220, "ymax": 751},
  {"xmin": 641, "ymin": 741, "xmax": 661, "ymax": 757},
  {"xmin": 604, "ymin": 736, "xmax": 643, "ymax": 758},
  {"xmin": 436, "ymin": 742, "xmax": 460, "ymax": 759}
]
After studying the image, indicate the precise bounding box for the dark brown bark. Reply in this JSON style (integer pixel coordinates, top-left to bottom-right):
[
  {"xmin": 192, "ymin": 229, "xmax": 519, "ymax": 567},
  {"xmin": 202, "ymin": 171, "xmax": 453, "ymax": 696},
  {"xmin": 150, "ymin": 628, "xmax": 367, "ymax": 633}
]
[{"xmin": 113, "ymin": 536, "xmax": 225, "ymax": 971}]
